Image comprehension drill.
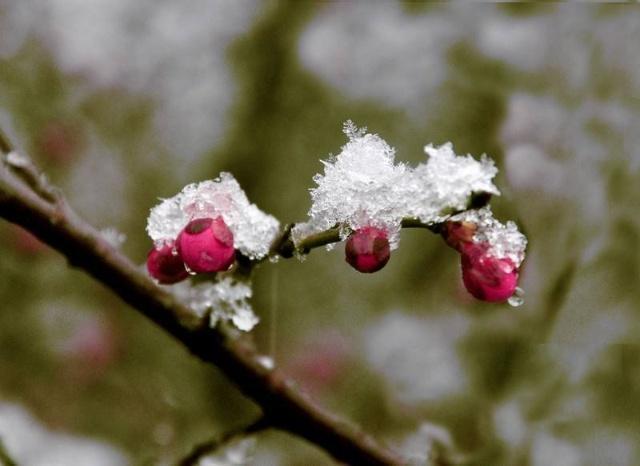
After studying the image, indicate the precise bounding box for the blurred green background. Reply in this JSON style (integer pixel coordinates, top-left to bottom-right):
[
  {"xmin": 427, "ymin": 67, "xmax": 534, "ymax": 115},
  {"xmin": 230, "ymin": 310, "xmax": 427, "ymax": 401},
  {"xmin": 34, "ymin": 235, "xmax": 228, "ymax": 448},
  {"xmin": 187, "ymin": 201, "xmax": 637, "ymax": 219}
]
[{"xmin": 1, "ymin": 1, "xmax": 640, "ymax": 465}]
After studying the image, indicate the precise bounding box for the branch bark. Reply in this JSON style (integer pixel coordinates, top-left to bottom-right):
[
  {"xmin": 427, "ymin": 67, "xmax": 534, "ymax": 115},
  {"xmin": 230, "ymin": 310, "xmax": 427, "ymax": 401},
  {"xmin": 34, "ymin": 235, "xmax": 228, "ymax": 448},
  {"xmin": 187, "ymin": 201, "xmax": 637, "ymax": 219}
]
[{"xmin": 0, "ymin": 132, "xmax": 405, "ymax": 465}]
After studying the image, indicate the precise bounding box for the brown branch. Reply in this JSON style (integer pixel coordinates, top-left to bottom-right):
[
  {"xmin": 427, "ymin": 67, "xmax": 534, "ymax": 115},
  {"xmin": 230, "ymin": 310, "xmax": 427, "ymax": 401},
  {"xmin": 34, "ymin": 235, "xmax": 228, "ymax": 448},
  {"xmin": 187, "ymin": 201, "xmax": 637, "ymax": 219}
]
[
  {"xmin": 0, "ymin": 132, "xmax": 404, "ymax": 465},
  {"xmin": 177, "ymin": 416, "xmax": 270, "ymax": 466},
  {"xmin": 267, "ymin": 197, "xmax": 489, "ymax": 260},
  {"xmin": 0, "ymin": 128, "xmax": 59, "ymax": 203}
]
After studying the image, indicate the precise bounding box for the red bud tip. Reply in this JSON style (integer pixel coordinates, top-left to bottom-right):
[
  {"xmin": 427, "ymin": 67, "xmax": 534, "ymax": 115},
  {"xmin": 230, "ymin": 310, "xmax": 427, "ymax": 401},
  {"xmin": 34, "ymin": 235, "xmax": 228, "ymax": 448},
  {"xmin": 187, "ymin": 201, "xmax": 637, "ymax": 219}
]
[
  {"xmin": 460, "ymin": 242, "xmax": 518, "ymax": 302},
  {"xmin": 177, "ymin": 217, "xmax": 235, "ymax": 273},
  {"xmin": 146, "ymin": 243, "xmax": 189, "ymax": 284},
  {"xmin": 442, "ymin": 220, "xmax": 477, "ymax": 252},
  {"xmin": 345, "ymin": 226, "xmax": 390, "ymax": 273}
]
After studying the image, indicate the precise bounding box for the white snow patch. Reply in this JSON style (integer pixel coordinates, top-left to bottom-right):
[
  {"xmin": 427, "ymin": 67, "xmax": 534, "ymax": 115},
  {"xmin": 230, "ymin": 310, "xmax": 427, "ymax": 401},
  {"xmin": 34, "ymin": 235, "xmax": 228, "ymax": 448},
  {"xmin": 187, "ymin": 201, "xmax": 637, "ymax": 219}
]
[{"xmin": 147, "ymin": 172, "xmax": 279, "ymax": 261}]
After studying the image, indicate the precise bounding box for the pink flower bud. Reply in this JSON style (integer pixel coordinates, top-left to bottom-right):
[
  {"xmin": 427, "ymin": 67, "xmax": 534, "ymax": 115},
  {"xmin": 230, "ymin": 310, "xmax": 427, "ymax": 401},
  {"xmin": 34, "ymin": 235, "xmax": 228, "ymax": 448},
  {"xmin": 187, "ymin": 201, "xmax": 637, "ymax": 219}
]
[
  {"xmin": 460, "ymin": 242, "xmax": 518, "ymax": 302},
  {"xmin": 147, "ymin": 243, "xmax": 189, "ymax": 284},
  {"xmin": 345, "ymin": 226, "xmax": 390, "ymax": 273},
  {"xmin": 177, "ymin": 217, "xmax": 235, "ymax": 273},
  {"xmin": 441, "ymin": 220, "xmax": 477, "ymax": 252}
]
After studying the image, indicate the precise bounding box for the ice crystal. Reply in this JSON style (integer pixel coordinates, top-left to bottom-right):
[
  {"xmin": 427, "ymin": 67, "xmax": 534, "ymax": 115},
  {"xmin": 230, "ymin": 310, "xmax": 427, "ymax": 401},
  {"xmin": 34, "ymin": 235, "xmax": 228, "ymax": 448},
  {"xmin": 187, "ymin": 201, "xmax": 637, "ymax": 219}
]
[
  {"xmin": 407, "ymin": 143, "xmax": 500, "ymax": 223},
  {"xmin": 147, "ymin": 172, "xmax": 279, "ymax": 260},
  {"xmin": 292, "ymin": 122, "xmax": 409, "ymax": 249},
  {"xmin": 170, "ymin": 275, "xmax": 258, "ymax": 332},
  {"xmin": 450, "ymin": 207, "xmax": 527, "ymax": 267},
  {"xmin": 292, "ymin": 124, "xmax": 499, "ymax": 249},
  {"xmin": 100, "ymin": 227, "xmax": 126, "ymax": 249}
]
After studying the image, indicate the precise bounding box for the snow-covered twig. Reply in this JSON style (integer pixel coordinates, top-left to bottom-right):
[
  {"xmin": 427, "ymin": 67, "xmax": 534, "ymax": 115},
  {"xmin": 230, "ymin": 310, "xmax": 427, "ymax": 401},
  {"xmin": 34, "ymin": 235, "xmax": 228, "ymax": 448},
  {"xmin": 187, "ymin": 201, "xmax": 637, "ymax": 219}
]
[{"xmin": 0, "ymin": 129, "xmax": 404, "ymax": 466}]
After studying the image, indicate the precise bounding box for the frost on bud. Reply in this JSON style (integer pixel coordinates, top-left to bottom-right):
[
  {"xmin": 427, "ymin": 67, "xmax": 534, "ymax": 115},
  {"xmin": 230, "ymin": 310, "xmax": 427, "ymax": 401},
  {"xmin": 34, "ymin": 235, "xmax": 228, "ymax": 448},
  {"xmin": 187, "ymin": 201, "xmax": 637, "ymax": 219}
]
[
  {"xmin": 441, "ymin": 220, "xmax": 477, "ymax": 252},
  {"xmin": 345, "ymin": 226, "xmax": 390, "ymax": 273},
  {"xmin": 460, "ymin": 243, "xmax": 518, "ymax": 302},
  {"xmin": 146, "ymin": 243, "xmax": 189, "ymax": 284},
  {"xmin": 146, "ymin": 173, "xmax": 279, "ymax": 261},
  {"xmin": 177, "ymin": 217, "xmax": 235, "ymax": 273}
]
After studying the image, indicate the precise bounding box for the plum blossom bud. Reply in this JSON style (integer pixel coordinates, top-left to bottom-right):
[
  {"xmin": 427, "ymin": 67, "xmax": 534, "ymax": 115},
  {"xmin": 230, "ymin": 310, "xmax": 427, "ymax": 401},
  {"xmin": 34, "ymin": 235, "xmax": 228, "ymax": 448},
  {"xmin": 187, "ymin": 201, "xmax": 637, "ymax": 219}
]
[
  {"xmin": 441, "ymin": 220, "xmax": 477, "ymax": 252},
  {"xmin": 460, "ymin": 242, "xmax": 518, "ymax": 302},
  {"xmin": 146, "ymin": 242, "xmax": 189, "ymax": 284},
  {"xmin": 345, "ymin": 226, "xmax": 390, "ymax": 273},
  {"xmin": 177, "ymin": 217, "xmax": 235, "ymax": 273}
]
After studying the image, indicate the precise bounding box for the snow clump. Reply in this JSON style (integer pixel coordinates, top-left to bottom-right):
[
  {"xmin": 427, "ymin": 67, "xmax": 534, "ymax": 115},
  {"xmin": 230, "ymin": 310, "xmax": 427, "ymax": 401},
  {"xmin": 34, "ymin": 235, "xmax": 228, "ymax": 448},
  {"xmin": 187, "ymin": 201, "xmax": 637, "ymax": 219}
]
[{"xmin": 147, "ymin": 172, "xmax": 279, "ymax": 261}]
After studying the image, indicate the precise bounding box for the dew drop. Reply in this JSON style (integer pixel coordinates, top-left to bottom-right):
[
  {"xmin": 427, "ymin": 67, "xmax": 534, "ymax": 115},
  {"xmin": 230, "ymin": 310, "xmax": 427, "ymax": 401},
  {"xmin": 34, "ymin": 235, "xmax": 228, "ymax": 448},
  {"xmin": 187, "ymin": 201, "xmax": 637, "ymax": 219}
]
[
  {"xmin": 508, "ymin": 287, "xmax": 525, "ymax": 308},
  {"xmin": 171, "ymin": 246, "xmax": 178, "ymax": 256}
]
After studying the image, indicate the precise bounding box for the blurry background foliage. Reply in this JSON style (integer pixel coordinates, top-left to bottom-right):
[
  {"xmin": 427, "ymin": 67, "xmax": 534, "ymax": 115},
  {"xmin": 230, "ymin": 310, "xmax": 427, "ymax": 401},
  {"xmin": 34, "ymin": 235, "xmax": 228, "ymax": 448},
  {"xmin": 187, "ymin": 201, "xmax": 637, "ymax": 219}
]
[{"xmin": 1, "ymin": 1, "xmax": 640, "ymax": 465}]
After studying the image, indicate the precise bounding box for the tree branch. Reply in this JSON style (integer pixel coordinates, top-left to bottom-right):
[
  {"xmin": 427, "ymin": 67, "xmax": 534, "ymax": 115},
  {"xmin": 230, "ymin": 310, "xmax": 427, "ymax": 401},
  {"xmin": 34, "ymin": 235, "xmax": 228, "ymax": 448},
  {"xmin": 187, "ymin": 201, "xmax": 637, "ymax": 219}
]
[{"xmin": 0, "ymin": 132, "xmax": 405, "ymax": 465}]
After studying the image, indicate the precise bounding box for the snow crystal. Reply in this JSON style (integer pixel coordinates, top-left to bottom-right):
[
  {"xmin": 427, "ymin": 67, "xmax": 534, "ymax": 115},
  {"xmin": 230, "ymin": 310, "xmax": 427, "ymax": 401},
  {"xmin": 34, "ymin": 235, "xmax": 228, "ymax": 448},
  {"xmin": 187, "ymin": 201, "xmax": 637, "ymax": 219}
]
[
  {"xmin": 407, "ymin": 142, "xmax": 499, "ymax": 223},
  {"xmin": 100, "ymin": 227, "xmax": 126, "ymax": 249},
  {"xmin": 147, "ymin": 172, "xmax": 279, "ymax": 260},
  {"xmin": 450, "ymin": 207, "xmax": 527, "ymax": 267},
  {"xmin": 292, "ymin": 122, "xmax": 409, "ymax": 248},
  {"xmin": 169, "ymin": 275, "xmax": 258, "ymax": 332},
  {"xmin": 292, "ymin": 123, "xmax": 499, "ymax": 249}
]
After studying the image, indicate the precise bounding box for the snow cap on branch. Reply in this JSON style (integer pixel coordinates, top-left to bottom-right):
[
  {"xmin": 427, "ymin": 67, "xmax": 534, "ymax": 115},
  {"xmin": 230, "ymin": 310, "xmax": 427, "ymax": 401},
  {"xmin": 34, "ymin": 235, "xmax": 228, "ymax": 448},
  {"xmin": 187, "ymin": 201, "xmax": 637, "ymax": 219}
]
[
  {"xmin": 408, "ymin": 143, "xmax": 500, "ymax": 222},
  {"xmin": 146, "ymin": 172, "xmax": 279, "ymax": 260},
  {"xmin": 292, "ymin": 122, "xmax": 500, "ymax": 249}
]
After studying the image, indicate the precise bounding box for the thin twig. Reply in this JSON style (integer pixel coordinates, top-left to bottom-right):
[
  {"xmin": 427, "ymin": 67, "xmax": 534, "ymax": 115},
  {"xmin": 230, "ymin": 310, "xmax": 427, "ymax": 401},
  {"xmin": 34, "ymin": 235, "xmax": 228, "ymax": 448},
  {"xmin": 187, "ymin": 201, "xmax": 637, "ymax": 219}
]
[
  {"xmin": 0, "ymin": 131, "xmax": 404, "ymax": 465},
  {"xmin": 177, "ymin": 417, "xmax": 270, "ymax": 466},
  {"xmin": 267, "ymin": 198, "xmax": 488, "ymax": 260},
  {"xmin": 0, "ymin": 128, "xmax": 59, "ymax": 203},
  {"xmin": 269, "ymin": 218, "xmax": 440, "ymax": 259}
]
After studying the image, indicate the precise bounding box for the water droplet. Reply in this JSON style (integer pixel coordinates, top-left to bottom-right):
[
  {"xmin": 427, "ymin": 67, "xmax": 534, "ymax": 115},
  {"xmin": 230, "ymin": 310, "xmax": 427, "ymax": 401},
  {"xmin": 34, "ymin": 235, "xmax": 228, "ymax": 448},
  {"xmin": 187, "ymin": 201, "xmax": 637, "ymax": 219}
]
[
  {"xmin": 171, "ymin": 246, "xmax": 178, "ymax": 256},
  {"xmin": 294, "ymin": 250, "xmax": 307, "ymax": 262},
  {"xmin": 325, "ymin": 243, "xmax": 336, "ymax": 252},
  {"xmin": 508, "ymin": 287, "xmax": 525, "ymax": 307},
  {"xmin": 268, "ymin": 255, "xmax": 280, "ymax": 264}
]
